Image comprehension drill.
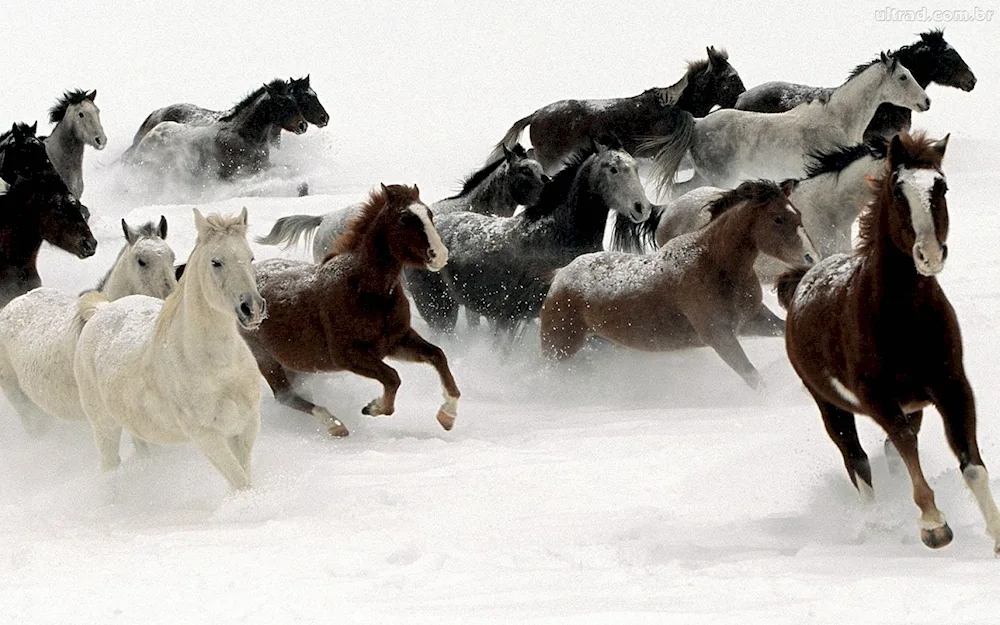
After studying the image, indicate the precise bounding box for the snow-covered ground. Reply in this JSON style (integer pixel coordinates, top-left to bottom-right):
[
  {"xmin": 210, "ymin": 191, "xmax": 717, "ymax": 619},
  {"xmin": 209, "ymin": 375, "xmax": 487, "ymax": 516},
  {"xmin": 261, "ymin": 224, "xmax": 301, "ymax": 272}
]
[{"xmin": 2, "ymin": 1, "xmax": 1000, "ymax": 623}]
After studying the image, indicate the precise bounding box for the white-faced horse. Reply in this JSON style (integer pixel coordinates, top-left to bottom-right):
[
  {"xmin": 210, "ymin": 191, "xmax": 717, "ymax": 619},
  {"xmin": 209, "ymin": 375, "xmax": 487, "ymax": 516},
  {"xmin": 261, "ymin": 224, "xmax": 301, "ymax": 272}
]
[
  {"xmin": 42, "ymin": 89, "xmax": 106, "ymax": 199},
  {"xmin": 0, "ymin": 218, "xmax": 176, "ymax": 434},
  {"xmin": 73, "ymin": 208, "xmax": 266, "ymax": 489},
  {"xmin": 647, "ymin": 53, "xmax": 929, "ymax": 192}
]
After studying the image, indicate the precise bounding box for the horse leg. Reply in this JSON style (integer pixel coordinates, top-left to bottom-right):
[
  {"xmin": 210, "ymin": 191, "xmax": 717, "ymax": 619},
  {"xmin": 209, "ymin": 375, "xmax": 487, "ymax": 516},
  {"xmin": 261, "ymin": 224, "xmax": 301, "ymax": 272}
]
[
  {"xmin": 0, "ymin": 372, "xmax": 52, "ymax": 436},
  {"xmin": 739, "ymin": 305, "xmax": 785, "ymax": 337},
  {"xmin": 251, "ymin": 345, "xmax": 348, "ymax": 437},
  {"xmin": 90, "ymin": 422, "xmax": 123, "ymax": 472},
  {"xmin": 405, "ymin": 268, "xmax": 460, "ymax": 333},
  {"xmin": 881, "ymin": 418, "xmax": 951, "ymax": 549},
  {"xmin": 465, "ymin": 308, "xmax": 481, "ymax": 329},
  {"xmin": 339, "ymin": 350, "xmax": 401, "ymax": 418},
  {"xmin": 227, "ymin": 417, "xmax": 260, "ymax": 475},
  {"xmin": 194, "ymin": 433, "xmax": 251, "ymax": 490},
  {"xmin": 539, "ymin": 298, "xmax": 588, "ymax": 360},
  {"xmin": 131, "ymin": 436, "xmax": 152, "ymax": 458},
  {"xmin": 810, "ymin": 391, "xmax": 873, "ymax": 501},
  {"xmin": 884, "ymin": 410, "xmax": 923, "ymax": 475},
  {"xmin": 388, "ymin": 328, "xmax": 461, "ymax": 431},
  {"xmin": 690, "ymin": 317, "xmax": 761, "ymax": 389},
  {"xmin": 932, "ymin": 380, "xmax": 1000, "ymax": 553}
]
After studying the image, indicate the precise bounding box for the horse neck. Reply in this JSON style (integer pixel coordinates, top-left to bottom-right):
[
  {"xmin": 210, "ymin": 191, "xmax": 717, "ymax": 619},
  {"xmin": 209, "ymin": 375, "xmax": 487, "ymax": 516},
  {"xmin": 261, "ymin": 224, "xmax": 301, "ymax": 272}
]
[
  {"xmin": 0, "ymin": 192, "xmax": 42, "ymax": 265},
  {"xmin": 697, "ymin": 204, "xmax": 760, "ymax": 273},
  {"xmin": 100, "ymin": 246, "xmax": 134, "ymax": 300},
  {"xmin": 46, "ymin": 120, "xmax": 83, "ymax": 171},
  {"xmin": 561, "ymin": 173, "xmax": 613, "ymax": 250},
  {"xmin": 231, "ymin": 95, "xmax": 278, "ymax": 143},
  {"xmin": 341, "ymin": 228, "xmax": 405, "ymax": 294},
  {"xmin": 471, "ymin": 162, "xmax": 516, "ymax": 211},
  {"xmin": 797, "ymin": 155, "xmax": 883, "ymax": 225},
  {"xmin": 859, "ymin": 191, "xmax": 925, "ymax": 296},
  {"xmin": 156, "ymin": 256, "xmax": 240, "ymax": 358},
  {"xmin": 677, "ymin": 70, "xmax": 711, "ymax": 116},
  {"xmin": 825, "ymin": 67, "xmax": 888, "ymax": 141},
  {"xmin": 894, "ymin": 46, "xmax": 934, "ymax": 87}
]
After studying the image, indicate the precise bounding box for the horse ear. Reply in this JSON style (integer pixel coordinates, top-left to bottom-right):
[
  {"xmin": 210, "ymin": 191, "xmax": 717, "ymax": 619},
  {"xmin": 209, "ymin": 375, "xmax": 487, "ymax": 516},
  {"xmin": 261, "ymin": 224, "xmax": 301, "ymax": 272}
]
[
  {"xmin": 780, "ymin": 179, "xmax": 797, "ymax": 197},
  {"xmin": 889, "ymin": 133, "xmax": 907, "ymax": 167},
  {"xmin": 122, "ymin": 219, "xmax": 138, "ymax": 245},
  {"xmin": 304, "ymin": 74, "xmax": 310, "ymax": 85},
  {"xmin": 238, "ymin": 206, "xmax": 248, "ymax": 226},
  {"xmin": 502, "ymin": 144, "xmax": 515, "ymax": 162},
  {"xmin": 705, "ymin": 47, "xmax": 715, "ymax": 70},
  {"xmin": 933, "ymin": 134, "xmax": 950, "ymax": 157},
  {"xmin": 158, "ymin": 215, "xmax": 168, "ymax": 239},
  {"xmin": 10, "ymin": 123, "xmax": 20, "ymax": 138},
  {"xmin": 87, "ymin": 90, "xmax": 97, "ymax": 101},
  {"xmin": 29, "ymin": 121, "xmax": 37, "ymax": 135},
  {"xmin": 193, "ymin": 208, "xmax": 208, "ymax": 234},
  {"xmin": 380, "ymin": 182, "xmax": 390, "ymax": 195},
  {"xmin": 413, "ymin": 184, "xmax": 420, "ymax": 197},
  {"xmin": 262, "ymin": 83, "xmax": 274, "ymax": 95}
]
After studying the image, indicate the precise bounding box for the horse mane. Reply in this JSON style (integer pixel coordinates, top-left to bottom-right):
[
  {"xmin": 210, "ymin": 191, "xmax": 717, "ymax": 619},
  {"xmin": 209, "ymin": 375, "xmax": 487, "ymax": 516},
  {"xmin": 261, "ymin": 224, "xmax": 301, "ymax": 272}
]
[
  {"xmin": 0, "ymin": 122, "xmax": 37, "ymax": 143},
  {"xmin": 93, "ymin": 221, "xmax": 162, "ymax": 292},
  {"xmin": 221, "ymin": 78, "xmax": 291, "ymax": 121},
  {"xmin": 443, "ymin": 144, "xmax": 528, "ymax": 201},
  {"xmin": 706, "ymin": 179, "xmax": 784, "ymax": 220},
  {"xmin": 48, "ymin": 89, "xmax": 94, "ymax": 124},
  {"xmin": 803, "ymin": 136, "xmax": 889, "ymax": 179},
  {"xmin": 325, "ymin": 184, "xmax": 420, "ymax": 260},
  {"xmin": 520, "ymin": 146, "xmax": 597, "ymax": 222},
  {"xmin": 857, "ymin": 132, "xmax": 943, "ymax": 254},
  {"xmin": 686, "ymin": 48, "xmax": 729, "ymax": 75}
]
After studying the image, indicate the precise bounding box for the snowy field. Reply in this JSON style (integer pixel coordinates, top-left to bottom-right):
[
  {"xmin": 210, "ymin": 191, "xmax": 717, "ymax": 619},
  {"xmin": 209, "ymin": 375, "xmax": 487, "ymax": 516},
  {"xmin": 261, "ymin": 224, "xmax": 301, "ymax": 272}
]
[{"xmin": 2, "ymin": 1, "xmax": 1000, "ymax": 623}]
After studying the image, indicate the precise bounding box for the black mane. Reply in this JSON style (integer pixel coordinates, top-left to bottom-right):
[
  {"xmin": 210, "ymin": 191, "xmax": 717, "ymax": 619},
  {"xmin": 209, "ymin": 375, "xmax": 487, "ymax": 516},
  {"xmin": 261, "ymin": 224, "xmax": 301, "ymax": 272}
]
[
  {"xmin": 444, "ymin": 144, "xmax": 528, "ymax": 201},
  {"xmin": 48, "ymin": 89, "xmax": 94, "ymax": 124},
  {"xmin": 221, "ymin": 78, "xmax": 291, "ymax": 121},
  {"xmin": 804, "ymin": 137, "xmax": 889, "ymax": 179},
  {"xmin": 844, "ymin": 30, "xmax": 949, "ymax": 82},
  {"xmin": 520, "ymin": 146, "xmax": 597, "ymax": 222},
  {"xmin": 707, "ymin": 179, "xmax": 784, "ymax": 220},
  {"xmin": 0, "ymin": 122, "xmax": 38, "ymax": 143}
]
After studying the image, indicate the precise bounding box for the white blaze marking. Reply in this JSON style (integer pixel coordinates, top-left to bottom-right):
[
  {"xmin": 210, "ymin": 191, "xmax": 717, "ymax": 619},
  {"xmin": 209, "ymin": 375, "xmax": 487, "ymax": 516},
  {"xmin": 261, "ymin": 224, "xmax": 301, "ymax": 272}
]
[
  {"xmin": 829, "ymin": 377, "xmax": 860, "ymax": 407},
  {"xmin": 798, "ymin": 226, "xmax": 819, "ymax": 263},
  {"xmin": 899, "ymin": 167, "xmax": 945, "ymax": 274},
  {"xmin": 409, "ymin": 202, "xmax": 448, "ymax": 271}
]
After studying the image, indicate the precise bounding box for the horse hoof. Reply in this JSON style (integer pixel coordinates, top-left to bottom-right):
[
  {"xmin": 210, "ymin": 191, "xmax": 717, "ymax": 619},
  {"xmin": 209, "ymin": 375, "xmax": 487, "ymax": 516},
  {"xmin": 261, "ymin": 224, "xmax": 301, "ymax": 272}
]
[
  {"xmin": 361, "ymin": 399, "xmax": 390, "ymax": 417},
  {"xmin": 327, "ymin": 420, "xmax": 350, "ymax": 437},
  {"xmin": 436, "ymin": 409, "xmax": 455, "ymax": 431},
  {"xmin": 921, "ymin": 524, "xmax": 954, "ymax": 549}
]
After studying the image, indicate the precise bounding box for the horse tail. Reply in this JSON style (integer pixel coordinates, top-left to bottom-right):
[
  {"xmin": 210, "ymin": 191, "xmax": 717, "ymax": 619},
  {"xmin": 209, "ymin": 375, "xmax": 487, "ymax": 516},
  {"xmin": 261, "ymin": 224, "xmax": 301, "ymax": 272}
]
[
  {"xmin": 73, "ymin": 291, "xmax": 109, "ymax": 333},
  {"xmin": 610, "ymin": 205, "xmax": 663, "ymax": 253},
  {"xmin": 776, "ymin": 267, "xmax": 809, "ymax": 310},
  {"xmin": 636, "ymin": 108, "xmax": 697, "ymax": 198},
  {"xmin": 487, "ymin": 112, "xmax": 534, "ymax": 164},
  {"xmin": 255, "ymin": 214, "xmax": 323, "ymax": 250}
]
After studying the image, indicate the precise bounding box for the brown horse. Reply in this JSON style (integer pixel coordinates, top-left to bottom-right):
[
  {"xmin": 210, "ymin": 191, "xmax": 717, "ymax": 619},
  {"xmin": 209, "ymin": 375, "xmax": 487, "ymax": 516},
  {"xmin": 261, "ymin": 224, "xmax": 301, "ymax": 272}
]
[
  {"xmin": 540, "ymin": 179, "xmax": 817, "ymax": 388},
  {"xmin": 242, "ymin": 184, "xmax": 460, "ymax": 437},
  {"xmin": 778, "ymin": 132, "xmax": 1000, "ymax": 553}
]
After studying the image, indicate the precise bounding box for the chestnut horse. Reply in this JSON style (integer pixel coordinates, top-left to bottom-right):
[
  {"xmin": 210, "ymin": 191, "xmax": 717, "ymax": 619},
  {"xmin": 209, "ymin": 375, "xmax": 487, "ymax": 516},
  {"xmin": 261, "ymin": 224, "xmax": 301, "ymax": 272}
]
[
  {"xmin": 243, "ymin": 184, "xmax": 460, "ymax": 437},
  {"xmin": 540, "ymin": 180, "xmax": 817, "ymax": 388},
  {"xmin": 778, "ymin": 132, "xmax": 1000, "ymax": 553}
]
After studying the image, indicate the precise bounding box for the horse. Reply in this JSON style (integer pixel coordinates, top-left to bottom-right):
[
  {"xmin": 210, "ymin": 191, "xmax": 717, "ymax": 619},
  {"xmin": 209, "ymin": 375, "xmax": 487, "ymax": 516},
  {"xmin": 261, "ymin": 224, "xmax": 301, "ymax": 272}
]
[
  {"xmin": 73, "ymin": 208, "xmax": 266, "ymax": 490},
  {"xmin": 255, "ymin": 144, "xmax": 550, "ymax": 261},
  {"xmin": 241, "ymin": 184, "xmax": 459, "ymax": 438},
  {"xmin": 540, "ymin": 180, "xmax": 817, "ymax": 388},
  {"xmin": 735, "ymin": 30, "xmax": 975, "ymax": 142},
  {"xmin": 777, "ymin": 132, "xmax": 1000, "ymax": 553},
  {"xmin": 125, "ymin": 82, "xmax": 308, "ymax": 181},
  {"xmin": 0, "ymin": 122, "xmax": 55, "ymax": 187},
  {"xmin": 0, "ymin": 218, "xmax": 176, "ymax": 433},
  {"xmin": 41, "ymin": 90, "xmax": 106, "ymax": 199},
  {"xmin": 123, "ymin": 76, "xmax": 328, "ymax": 159},
  {"xmin": 489, "ymin": 47, "xmax": 744, "ymax": 173},
  {"xmin": 405, "ymin": 143, "xmax": 652, "ymax": 335},
  {"xmin": 646, "ymin": 53, "xmax": 929, "ymax": 193},
  {"xmin": 615, "ymin": 138, "xmax": 889, "ymax": 265},
  {"xmin": 0, "ymin": 172, "xmax": 97, "ymax": 308}
]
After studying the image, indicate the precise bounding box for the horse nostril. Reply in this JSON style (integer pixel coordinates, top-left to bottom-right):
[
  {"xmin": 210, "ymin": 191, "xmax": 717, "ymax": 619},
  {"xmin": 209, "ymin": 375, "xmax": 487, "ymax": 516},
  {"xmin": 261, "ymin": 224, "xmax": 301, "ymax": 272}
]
[
  {"xmin": 240, "ymin": 302, "xmax": 252, "ymax": 318},
  {"xmin": 924, "ymin": 97, "xmax": 931, "ymax": 110},
  {"xmin": 542, "ymin": 175, "xmax": 552, "ymax": 184},
  {"xmin": 427, "ymin": 248, "xmax": 437, "ymax": 260},
  {"xmin": 634, "ymin": 202, "xmax": 644, "ymax": 214},
  {"xmin": 941, "ymin": 244, "xmax": 949, "ymax": 260},
  {"xmin": 805, "ymin": 254, "xmax": 814, "ymax": 265}
]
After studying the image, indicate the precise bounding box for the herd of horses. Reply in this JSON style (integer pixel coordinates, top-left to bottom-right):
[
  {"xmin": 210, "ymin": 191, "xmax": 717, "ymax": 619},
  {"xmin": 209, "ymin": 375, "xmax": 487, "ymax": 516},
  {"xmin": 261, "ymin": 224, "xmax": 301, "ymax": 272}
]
[{"xmin": 1, "ymin": 29, "xmax": 998, "ymax": 554}]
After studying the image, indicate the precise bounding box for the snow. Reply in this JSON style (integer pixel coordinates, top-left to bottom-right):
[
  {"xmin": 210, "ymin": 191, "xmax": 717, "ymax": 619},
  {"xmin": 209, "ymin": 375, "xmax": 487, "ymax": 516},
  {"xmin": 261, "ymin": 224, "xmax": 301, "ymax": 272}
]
[{"xmin": 3, "ymin": 1, "xmax": 1000, "ymax": 622}]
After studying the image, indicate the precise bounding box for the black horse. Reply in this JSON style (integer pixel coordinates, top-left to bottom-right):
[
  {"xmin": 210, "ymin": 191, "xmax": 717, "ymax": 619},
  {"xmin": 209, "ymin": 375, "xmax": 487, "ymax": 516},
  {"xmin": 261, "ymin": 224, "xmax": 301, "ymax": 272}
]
[
  {"xmin": 735, "ymin": 30, "xmax": 975, "ymax": 141},
  {"xmin": 0, "ymin": 122, "xmax": 53, "ymax": 186}
]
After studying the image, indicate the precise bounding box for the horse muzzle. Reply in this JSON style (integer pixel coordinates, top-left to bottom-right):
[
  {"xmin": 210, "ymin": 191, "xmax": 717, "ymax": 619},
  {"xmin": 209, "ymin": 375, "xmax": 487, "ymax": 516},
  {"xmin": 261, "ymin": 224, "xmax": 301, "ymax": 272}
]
[
  {"xmin": 914, "ymin": 241, "xmax": 946, "ymax": 276},
  {"xmin": 294, "ymin": 121, "xmax": 308, "ymax": 135},
  {"xmin": 92, "ymin": 135, "xmax": 107, "ymax": 150},
  {"xmin": 628, "ymin": 201, "xmax": 652, "ymax": 224},
  {"xmin": 425, "ymin": 246, "xmax": 449, "ymax": 272},
  {"xmin": 236, "ymin": 292, "xmax": 267, "ymax": 329},
  {"xmin": 77, "ymin": 236, "xmax": 98, "ymax": 259}
]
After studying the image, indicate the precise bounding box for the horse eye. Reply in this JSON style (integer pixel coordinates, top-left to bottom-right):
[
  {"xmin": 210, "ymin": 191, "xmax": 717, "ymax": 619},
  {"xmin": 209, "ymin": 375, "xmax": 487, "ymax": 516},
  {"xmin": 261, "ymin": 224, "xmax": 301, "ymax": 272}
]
[
  {"xmin": 609, "ymin": 166, "xmax": 619, "ymax": 174},
  {"xmin": 78, "ymin": 111, "xmax": 85, "ymax": 118},
  {"xmin": 212, "ymin": 259, "xmax": 223, "ymax": 268},
  {"xmin": 899, "ymin": 75, "xmax": 907, "ymax": 82},
  {"xmin": 137, "ymin": 259, "xmax": 147, "ymax": 267},
  {"xmin": 772, "ymin": 215, "xmax": 785, "ymax": 225}
]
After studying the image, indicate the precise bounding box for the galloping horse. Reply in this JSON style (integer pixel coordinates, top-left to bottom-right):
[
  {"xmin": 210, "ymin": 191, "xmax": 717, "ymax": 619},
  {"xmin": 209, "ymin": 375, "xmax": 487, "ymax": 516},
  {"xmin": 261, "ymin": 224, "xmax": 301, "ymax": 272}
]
[
  {"xmin": 406, "ymin": 143, "xmax": 651, "ymax": 335},
  {"xmin": 42, "ymin": 89, "xmax": 106, "ymax": 199},
  {"xmin": 736, "ymin": 30, "xmax": 976, "ymax": 141},
  {"xmin": 646, "ymin": 53, "xmax": 929, "ymax": 193},
  {"xmin": 0, "ymin": 172, "xmax": 97, "ymax": 308},
  {"xmin": 0, "ymin": 218, "xmax": 175, "ymax": 433},
  {"xmin": 125, "ymin": 82, "xmax": 308, "ymax": 180},
  {"xmin": 243, "ymin": 184, "xmax": 459, "ymax": 437},
  {"xmin": 74, "ymin": 208, "xmax": 265, "ymax": 489},
  {"xmin": 489, "ymin": 47, "xmax": 744, "ymax": 173},
  {"xmin": 540, "ymin": 180, "xmax": 817, "ymax": 388},
  {"xmin": 124, "ymin": 76, "xmax": 328, "ymax": 158},
  {"xmin": 778, "ymin": 132, "xmax": 1000, "ymax": 553}
]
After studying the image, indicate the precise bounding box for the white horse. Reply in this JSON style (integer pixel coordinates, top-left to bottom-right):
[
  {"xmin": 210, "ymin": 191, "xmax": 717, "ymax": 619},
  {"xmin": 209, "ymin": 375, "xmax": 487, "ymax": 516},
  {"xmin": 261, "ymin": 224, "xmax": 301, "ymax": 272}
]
[
  {"xmin": 0, "ymin": 217, "xmax": 176, "ymax": 434},
  {"xmin": 73, "ymin": 208, "xmax": 266, "ymax": 489},
  {"xmin": 648, "ymin": 53, "xmax": 929, "ymax": 191},
  {"xmin": 42, "ymin": 90, "xmax": 107, "ymax": 199}
]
